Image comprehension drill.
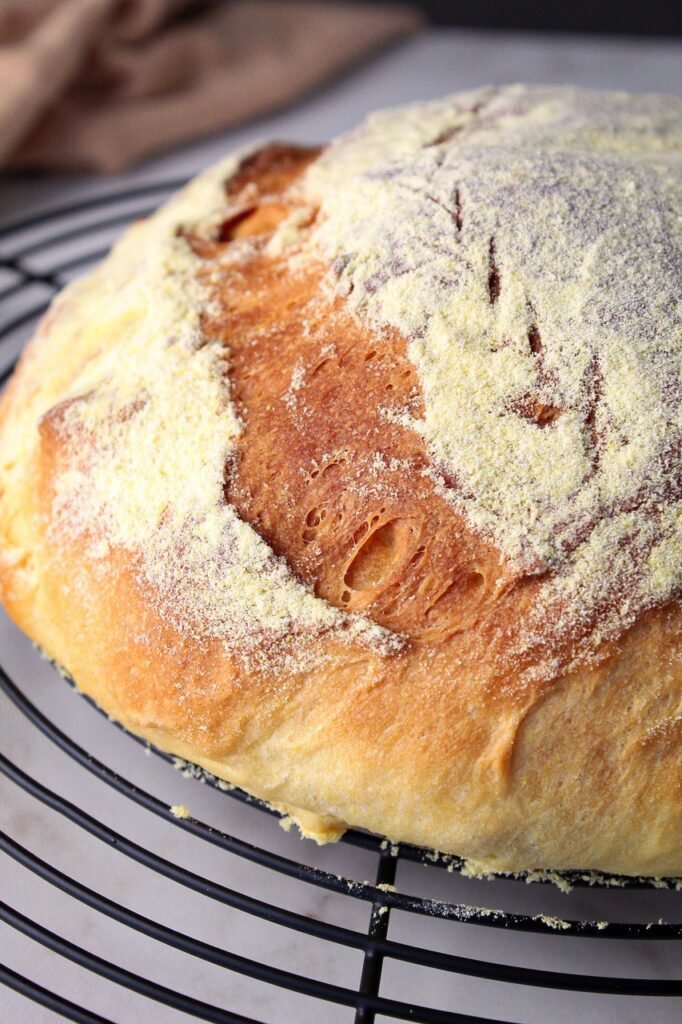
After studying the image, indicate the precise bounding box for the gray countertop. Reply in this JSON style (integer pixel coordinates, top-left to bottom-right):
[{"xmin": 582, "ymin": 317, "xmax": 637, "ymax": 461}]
[{"xmin": 1, "ymin": 26, "xmax": 681, "ymax": 1024}]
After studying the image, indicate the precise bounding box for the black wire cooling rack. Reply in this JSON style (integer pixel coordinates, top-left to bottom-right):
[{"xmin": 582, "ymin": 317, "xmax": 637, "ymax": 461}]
[{"xmin": 0, "ymin": 182, "xmax": 681, "ymax": 1024}]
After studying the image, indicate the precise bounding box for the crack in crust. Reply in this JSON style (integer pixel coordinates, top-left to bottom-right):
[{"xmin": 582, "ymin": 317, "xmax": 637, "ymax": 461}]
[{"xmin": 195, "ymin": 145, "xmax": 512, "ymax": 646}]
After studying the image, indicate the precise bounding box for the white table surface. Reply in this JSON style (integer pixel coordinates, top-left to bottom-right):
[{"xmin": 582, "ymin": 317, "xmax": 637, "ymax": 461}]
[{"xmin": 1, "ymin": 26, "xmax": 681, "ymax": 1024}]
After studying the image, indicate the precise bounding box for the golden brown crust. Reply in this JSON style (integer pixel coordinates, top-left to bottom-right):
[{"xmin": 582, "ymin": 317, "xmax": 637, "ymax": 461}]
[{"xmin": 1, "ymin": 111, "xmax": 681, "ymax": 875}]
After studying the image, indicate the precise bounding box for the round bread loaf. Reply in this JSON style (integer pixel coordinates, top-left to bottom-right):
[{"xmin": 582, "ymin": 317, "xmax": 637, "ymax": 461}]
[{"xmin": 1, "ymin": 85, "xmax": 681, "ymax": 876}]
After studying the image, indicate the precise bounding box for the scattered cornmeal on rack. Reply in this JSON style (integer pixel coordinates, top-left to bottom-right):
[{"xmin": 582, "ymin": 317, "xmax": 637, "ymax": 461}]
[{"xmin": 0, "ymin": 85, "xmax": 680, "ymax": 877}]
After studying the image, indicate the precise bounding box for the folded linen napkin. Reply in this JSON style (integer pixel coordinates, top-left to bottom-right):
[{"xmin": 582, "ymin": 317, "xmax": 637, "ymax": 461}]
[{"xmin": 0, "ymin": 0, "xmax": 421, "ymax": 173}]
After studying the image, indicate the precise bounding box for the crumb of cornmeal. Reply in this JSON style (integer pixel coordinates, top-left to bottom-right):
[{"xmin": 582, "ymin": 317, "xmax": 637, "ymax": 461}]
[
  {"xmin": 170, "ymin": 804, "xmax": 190, "ymax": 819},
  {"xmin": 533, "ymin": 914, "xmax": 571, "ymax": 931},
  {"xmin": 380, "ymin": 839, "xmax": 401, "ymax": 856},
  {"xmin": 279, "ymin": 815, "xmax": 295, "ymax": 833},
  {"xmin": 306, "ymin": 84, "xmax": 682, "ymax": 659},
  {"xmin": 459, "ymin": 858, "xmax": 497, "ymax": 882},
  {"xmin": 522, "ymin": 869, "xmax": 573, "ymax": 894}
]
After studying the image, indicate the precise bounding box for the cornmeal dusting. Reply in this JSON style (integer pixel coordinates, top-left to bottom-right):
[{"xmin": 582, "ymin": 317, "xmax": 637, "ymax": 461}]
[
  {"xmin": 43, "ymin": 150, "xmax": 393, "ymax": 664},
  {"xmin": 305, "ymin": 85, "xmax": 682, "ymax": 655}
]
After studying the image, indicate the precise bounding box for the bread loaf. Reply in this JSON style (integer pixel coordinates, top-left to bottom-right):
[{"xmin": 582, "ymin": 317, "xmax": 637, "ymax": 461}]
[{"xmin": 1, "ymin": 85, "xmax": 680, "ymax": 874}]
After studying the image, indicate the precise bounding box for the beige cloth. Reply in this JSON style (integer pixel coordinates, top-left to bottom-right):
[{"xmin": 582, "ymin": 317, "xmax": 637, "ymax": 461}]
[{"xmin": 0, "ymin": 0, "xmax": 422, "ymax": 173}]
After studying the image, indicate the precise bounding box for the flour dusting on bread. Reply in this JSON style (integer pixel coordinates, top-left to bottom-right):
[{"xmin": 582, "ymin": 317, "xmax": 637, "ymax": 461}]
[{"xmin": 305, "ymin": 85, "xmax": 682, "ymax": 659}]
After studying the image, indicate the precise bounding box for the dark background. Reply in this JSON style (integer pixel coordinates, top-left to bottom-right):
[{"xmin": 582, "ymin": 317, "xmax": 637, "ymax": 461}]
[{"xmin": 365, "ymin": 0, "xmax": 682, "ymax": 36}]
